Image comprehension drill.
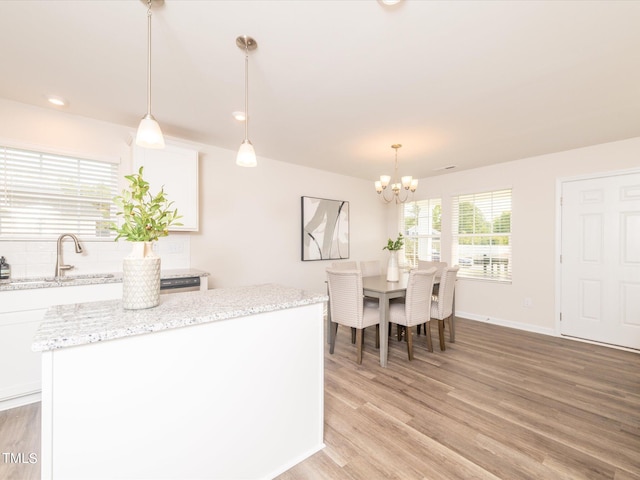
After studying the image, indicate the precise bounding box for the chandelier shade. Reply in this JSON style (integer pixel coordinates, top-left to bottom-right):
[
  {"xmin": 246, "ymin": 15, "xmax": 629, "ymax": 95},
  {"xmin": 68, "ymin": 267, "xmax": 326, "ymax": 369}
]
[{"xmin": 375, "ymin": 144, "xmax": 418, "ymax": 204}]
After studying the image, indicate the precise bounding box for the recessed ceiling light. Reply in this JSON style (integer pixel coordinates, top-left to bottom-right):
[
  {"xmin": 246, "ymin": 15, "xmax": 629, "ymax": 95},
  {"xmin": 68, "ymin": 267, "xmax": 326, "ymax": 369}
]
[
  {"xmin": 46, "ymin": 95, "xmax": 67, "ymax": 107},
  {"xmin": 381, "ymin": 0, "xmax": 402, "ymax": 5}
]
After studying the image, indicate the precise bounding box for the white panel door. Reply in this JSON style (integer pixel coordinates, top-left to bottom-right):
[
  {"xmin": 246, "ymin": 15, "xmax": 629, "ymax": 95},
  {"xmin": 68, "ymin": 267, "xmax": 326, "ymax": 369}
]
[{"xmin": 560, "ymin": 171, "xmax": 640, "ymax": 349}]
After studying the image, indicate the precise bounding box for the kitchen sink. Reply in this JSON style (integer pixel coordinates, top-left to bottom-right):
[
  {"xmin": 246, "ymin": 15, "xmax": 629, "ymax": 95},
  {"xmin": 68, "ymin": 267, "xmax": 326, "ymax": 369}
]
[{"xmin": 57, "ymin": 273, "xmax": 115, "ymax": 281}]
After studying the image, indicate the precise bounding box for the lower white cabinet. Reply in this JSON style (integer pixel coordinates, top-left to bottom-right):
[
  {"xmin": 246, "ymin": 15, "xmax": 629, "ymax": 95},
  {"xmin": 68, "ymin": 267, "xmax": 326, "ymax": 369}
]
[
  {"xmin": 0, "ymin": 283, "xmax": 122, "ymax": 411},
  {"xmin": 0, "ymin": 309, "xmax": 45, "ymax": 406}
]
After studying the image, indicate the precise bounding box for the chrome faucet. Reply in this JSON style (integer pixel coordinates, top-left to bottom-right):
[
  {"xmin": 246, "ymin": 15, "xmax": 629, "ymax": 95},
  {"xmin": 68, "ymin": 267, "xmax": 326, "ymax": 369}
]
[{"xmin": 55, "ymin": 233, "xmax": 84, "ymax": 278}]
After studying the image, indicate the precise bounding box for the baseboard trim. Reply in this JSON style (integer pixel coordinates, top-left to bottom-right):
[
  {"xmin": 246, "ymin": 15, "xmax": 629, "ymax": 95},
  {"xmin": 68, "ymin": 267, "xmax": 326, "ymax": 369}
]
[
  {"xmin": 456, "ymin": 311, "xmax": 556, "ymax": 337},
  {"xmin": 263, "ymin": 442, "xmax": 326, "ymax": 480},
  {"xmin": 456, "ymin": 313, "xmax": 640, "ymax": 353},
  {"xmin": 0, "ymin": 391, "xmax": 41, "ymax": 412}
]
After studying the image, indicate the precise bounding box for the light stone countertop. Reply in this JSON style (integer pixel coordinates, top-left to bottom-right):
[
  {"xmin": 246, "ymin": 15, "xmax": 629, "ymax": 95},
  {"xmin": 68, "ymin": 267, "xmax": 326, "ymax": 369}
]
[
  {"xmin": 32, "ymin": 283, "xmax": 327, "ymax": 352},
  {"xmin": 0, "ymin": 268, "xmax": 209, "ymax": 292}
]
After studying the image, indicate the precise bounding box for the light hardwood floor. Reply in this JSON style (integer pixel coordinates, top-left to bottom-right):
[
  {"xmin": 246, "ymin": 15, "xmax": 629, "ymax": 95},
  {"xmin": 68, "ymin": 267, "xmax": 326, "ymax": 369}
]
[
  {"xmin": 1, "ymin": 318, "xmax": 638, "ymax": 479},
  {"xmin": 0, "ymin": 401, "xmax": 40, "ymax": 480}
]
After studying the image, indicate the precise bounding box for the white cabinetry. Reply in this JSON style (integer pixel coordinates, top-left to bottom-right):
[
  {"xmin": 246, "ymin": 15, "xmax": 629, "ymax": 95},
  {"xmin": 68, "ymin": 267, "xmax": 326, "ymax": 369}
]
[
  {"xmin": 132, "ymin": 142, "xmax": 199, "ymax": 231},
  {"xmin": 0, "ymin": 283, "xmax": 121, "ymax": 411},
  {"xmin": 40, "ymin": 301, "xmax": 325, "ymax": 479},
  {"xmin": 0, "ymin": 309, "xmax": 44, "ymax": 408}
]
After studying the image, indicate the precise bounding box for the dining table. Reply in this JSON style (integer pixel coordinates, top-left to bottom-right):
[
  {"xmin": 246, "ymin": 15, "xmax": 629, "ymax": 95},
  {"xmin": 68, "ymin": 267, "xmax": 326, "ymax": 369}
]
[
  {"xmin": 366, "ymin": 272, "xmax": 456, "ymax": 367},
  {"xmin": 325, "ymin": 271, "xmax": 456, "ymax": 367}
]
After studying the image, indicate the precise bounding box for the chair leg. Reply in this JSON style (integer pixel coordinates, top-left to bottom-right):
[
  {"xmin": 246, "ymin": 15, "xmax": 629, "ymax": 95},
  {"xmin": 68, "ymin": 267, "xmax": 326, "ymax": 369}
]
[
  {"xmin": 329, "ymin": 322, "xmax": 338, "ymax": 354},
  {"xmin": 406, "ymin": 326, "xmax": 414, "ymax": 360},
  {"xmin": 426, "ymin": 321, "xmax": 433, "ymax": 352},
  {"xmin": 438, "ymin": 319, "xmax": 446, "ymax": 351},
  {"xmin": 351, "ymin": 327, "xmax": 356, "ymax": 344},
  {"xmin": 356, "ymin": 328, "xmax": 364, "ymax": 364},
  {"xmin": 417, "ymin": 324, "xmax": 422, "ymax": 335},
  {"xmin": 375, "ymin": 324, "xmax": 380, "ymax": 349}
]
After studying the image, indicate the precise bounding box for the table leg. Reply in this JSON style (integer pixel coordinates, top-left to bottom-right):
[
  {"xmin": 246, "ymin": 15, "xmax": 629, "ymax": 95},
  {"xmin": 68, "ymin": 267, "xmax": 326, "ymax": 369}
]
[
  {"xmin": 450, "ymin": 292, "xmax": 456, "ymax": 343},
  {"xmin": 379, "ymin": 293, "xmax": 389, "ymax": 367},
  {"xmin": 326, "ymin": 285, "xmax": 331, "ymax": 345}
]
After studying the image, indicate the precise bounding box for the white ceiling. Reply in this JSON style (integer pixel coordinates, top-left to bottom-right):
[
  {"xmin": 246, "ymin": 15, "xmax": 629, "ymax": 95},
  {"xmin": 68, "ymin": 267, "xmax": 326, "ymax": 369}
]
[{"xmin": 1, "ymin": 0, "xmax": 639, "ymax": 181}]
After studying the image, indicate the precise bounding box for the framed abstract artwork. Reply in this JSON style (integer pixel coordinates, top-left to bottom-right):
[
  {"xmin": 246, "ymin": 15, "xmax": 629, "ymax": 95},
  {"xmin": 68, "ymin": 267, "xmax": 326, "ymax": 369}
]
[{"xmin": 301, "ymin": 196, "xmax": 349, "ymax": 261}]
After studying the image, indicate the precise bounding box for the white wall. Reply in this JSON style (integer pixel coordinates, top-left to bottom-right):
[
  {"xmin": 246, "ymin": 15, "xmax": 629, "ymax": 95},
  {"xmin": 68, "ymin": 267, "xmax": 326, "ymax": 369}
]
[
  {"xmin": 0, "ymin": 99, "xmax": 192, "ymax": 277},
  {"xmin": 393, "ymin": 136, "xmax": 640, "ymax": 334},
  {"xmin": 0, "ymin": 99, "xmax": 387, "ymax": 293},
  {"xmin": 191, "ymin": 144, "xmax": 387, "ymax": 293},
  {"xmin": 4, "ymin": 97, "xmax": 637, "ymax": 333}
]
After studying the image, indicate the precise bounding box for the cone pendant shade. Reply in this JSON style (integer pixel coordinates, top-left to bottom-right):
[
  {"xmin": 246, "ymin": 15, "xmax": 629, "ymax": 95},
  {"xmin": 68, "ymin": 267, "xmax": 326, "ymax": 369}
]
[
  {"xmin": 236, "ymin": 139, "xmax": 257, "ymax": 167},
  {"xmin": 137, "ymin": 114, "xmax": 165, "ymax": 149}
]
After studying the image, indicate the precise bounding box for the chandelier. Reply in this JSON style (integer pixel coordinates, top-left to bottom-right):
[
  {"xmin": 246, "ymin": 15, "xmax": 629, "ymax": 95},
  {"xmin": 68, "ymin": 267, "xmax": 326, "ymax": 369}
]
[{"xmin": 374, "ymin": 144, "xmax": 418, "ymax": 204}]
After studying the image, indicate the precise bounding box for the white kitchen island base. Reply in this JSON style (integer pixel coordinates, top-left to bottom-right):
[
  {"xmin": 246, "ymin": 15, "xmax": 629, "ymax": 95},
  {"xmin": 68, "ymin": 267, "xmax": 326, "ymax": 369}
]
[{"xmin": 36, "ymin": 286, "xmax": 326, "ymax": 480}]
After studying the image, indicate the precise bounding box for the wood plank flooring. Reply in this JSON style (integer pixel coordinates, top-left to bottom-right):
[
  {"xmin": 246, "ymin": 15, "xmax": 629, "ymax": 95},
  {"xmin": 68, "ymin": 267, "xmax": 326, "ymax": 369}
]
[
  {"xmin": 0, "ymin": 402, "xmax": 40, "ymax": 480},
  {"xmin": 277, "ymin": 318, "xmax": 640, "ymax": 480},
  {"xmin": 1, "ymin": 318, "xmax": 638, "ymax": 479}
]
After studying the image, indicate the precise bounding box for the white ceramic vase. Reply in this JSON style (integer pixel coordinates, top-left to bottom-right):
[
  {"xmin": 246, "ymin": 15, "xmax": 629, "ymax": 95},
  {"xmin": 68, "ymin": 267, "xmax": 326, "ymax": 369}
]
[
  {"xmin": 386, "ymin": 250, "xmax": 399, "ymax": 282},
  {"xmin": 122, "ymin": 241, "xmax": 161, "ymax": 310}
]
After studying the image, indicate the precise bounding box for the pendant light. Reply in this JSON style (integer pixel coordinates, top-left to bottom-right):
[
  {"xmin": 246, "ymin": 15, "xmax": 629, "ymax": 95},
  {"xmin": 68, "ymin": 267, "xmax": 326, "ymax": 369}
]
[
  {"xmin": 236, "ymin": 35, "xmax": 258, "ymax": 167},
  {"xmin": 136, "ymin": 0, "xmax": 165, "ymax": 149}
]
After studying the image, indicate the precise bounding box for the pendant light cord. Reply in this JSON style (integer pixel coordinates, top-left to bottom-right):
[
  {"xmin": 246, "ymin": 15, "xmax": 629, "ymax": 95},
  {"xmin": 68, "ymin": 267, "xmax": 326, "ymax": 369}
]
[
  {"xmin": 146, "ymin": 0, "xmax": 152, "ymax": 116},
  {"xmin": 244, "ymin": 45, "xmax": 249, "ymax": 141}
]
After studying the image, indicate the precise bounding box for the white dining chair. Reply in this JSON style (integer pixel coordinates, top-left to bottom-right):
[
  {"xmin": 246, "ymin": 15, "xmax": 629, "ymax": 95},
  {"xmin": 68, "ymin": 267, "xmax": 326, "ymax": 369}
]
[
  {"xmin": 415, "ymin": 260, "xmax": 448, "ymax": 336},
  {"xmin": 388, "ymin": 267, "xmax": 437, "ymax": 360},
  {"xmin": 428, "ymin": 265, "xmax": 459, "ymax": 351},
  {"xmin": 359, "ymin": 260, "xmax": 382, "ymax": 277},
  {"xmin": 418, "ymin": 260, "xmax": 448, "ymax": 278},
  {"xmin": 359, "ymin": 260, "xmax": 382, "ymax": 310},
  {"xmin": 330, "ymin": 261, "xmax": 376, "ymax": 343},
  {"xmin": 326, "ymin": 268, "xmax": 380, "ymax": 364}
]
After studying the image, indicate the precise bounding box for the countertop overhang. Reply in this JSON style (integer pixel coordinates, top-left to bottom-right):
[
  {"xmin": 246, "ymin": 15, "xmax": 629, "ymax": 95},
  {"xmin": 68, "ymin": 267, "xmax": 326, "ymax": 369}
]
[{"xmin": 33, "ymin": 283, "xmax": 327, "ymax": 352}]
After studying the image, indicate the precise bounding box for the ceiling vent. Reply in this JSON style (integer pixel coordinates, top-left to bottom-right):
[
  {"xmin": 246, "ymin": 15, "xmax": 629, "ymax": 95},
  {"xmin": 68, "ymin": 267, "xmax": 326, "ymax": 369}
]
[{"xmin": 433, "ymin": 165, "xmax": 457, "ymax": 171}]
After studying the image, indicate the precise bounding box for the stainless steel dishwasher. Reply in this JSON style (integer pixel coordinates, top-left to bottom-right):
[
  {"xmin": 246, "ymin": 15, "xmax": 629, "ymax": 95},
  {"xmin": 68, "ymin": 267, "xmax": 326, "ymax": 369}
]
[{"xmin": 160, "ymin": 276, "xmax": 201, "ymax": 294}]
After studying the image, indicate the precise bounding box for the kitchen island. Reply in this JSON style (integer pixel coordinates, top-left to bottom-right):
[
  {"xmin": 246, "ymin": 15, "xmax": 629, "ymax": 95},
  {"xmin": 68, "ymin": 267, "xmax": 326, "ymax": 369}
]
[{"xmin": 33, "ymin": 284, "xmax": 327, "ymax": 480}]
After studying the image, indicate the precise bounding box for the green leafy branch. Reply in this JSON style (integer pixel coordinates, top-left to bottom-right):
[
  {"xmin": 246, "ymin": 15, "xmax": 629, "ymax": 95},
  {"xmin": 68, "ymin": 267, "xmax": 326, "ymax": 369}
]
[
  {"xmin": 110, "ymin": 166, "xmax": 182, "ymax": 242},
  {"xmin": 383, "ymin": 232, "xmax": 404, "ymax": 251}
]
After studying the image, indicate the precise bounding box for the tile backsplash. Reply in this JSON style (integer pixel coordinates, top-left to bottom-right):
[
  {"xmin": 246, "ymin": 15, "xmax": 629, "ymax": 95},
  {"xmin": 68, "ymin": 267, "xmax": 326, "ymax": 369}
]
[{"xmin": 0, "ymin": 235, "xmax": 190, "ymax": 279}]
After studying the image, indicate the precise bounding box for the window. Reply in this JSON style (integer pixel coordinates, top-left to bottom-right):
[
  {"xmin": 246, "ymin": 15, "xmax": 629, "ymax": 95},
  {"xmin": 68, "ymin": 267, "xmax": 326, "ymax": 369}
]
[
  {"xmin": 452, "ymin": 189, "xmax": 512, "ymax": 281},
  {"xmin": 400, "ymin": 198, "xmax": 441, "ymax": 268},
  {"xmin": 0, "ymin": 145, "xmax": 118, "ymax": 239}
]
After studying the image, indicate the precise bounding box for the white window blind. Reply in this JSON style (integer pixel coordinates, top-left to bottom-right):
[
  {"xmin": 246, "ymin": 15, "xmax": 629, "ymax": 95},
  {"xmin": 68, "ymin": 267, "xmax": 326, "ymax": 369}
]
[
  {"xmin": 0, "ymin": 146, "xmax": 118, "ymax": 239},
  {"xmin": 400, "ymin": 198, "xmax": 441, "ymax": 268},
  {"xmin": 452, "ymin": 189, "xmax": 512, "ymax": 281}
]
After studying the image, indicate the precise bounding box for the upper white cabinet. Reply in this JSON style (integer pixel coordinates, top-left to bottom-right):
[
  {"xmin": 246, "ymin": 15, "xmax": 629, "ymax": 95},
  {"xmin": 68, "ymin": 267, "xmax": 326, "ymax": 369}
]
[{"xmin": 132, "ymin": 141, "xmax": 199, "ymax": 231}]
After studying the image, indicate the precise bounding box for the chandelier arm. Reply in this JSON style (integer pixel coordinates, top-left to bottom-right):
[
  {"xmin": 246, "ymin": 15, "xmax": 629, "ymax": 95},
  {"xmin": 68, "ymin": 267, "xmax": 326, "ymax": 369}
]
[
  {"xmin": 395, "ymin": 188, "xmax": 411, "ymax": 204},
  {"xmin": 378, "ymin": 189, "xmax": 394, "ymax": 204}
]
